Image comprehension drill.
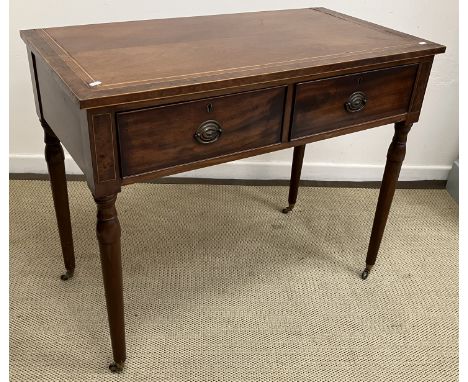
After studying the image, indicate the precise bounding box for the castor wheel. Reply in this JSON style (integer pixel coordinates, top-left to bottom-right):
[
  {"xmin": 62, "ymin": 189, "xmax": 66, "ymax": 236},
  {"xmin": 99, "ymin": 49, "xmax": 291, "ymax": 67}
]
[
  {"xmin": 361, "ymin": 264, "xmax": 374, "ymax": 280},
  {"xmin": 109, "ymin": 361, "xmax": 125, "ymax": 373},
  {"xmin": 282, "ymin": 204, "xmax": 295, "ymax": 214},
  {"xmin": 60, "ymin": 270, "xmax": 74, "ymax": 281}
]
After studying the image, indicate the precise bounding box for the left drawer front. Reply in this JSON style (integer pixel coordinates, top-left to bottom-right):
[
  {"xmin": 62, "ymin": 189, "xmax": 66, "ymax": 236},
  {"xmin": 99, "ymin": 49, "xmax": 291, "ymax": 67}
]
[{"xmin": 117, "ymin": 87, "xmax": 286, "ymax": 177}]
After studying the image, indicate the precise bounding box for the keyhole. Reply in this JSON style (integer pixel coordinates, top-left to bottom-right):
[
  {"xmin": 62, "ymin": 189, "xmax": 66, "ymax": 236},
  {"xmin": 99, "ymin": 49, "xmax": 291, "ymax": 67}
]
[
  {"xmin": 357, "ymin": 77, "xmax": 363, "ymax": 85},
  {"xmin": 207, "ymin": 103, "xmax": 214, "ymax": 113}
]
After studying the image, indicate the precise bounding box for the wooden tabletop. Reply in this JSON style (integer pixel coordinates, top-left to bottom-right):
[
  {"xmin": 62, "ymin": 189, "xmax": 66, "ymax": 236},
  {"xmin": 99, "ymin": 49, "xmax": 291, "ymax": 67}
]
[{"xmin": 21, "ymin": 8, "xmax": 445, "ymax": 109}]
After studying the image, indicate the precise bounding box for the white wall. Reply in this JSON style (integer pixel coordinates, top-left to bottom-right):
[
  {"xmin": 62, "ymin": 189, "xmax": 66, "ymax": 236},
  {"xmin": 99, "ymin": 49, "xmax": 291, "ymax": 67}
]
[{"xmin": 9, "ymin": 0, "xmax": 459, "ymax": 181}]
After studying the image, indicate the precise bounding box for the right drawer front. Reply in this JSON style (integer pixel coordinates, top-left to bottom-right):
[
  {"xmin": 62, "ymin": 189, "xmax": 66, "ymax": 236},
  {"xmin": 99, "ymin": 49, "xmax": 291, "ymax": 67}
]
[{"xmin": 291, "ymin": 65, "xmax": 418, "ymax": 140}]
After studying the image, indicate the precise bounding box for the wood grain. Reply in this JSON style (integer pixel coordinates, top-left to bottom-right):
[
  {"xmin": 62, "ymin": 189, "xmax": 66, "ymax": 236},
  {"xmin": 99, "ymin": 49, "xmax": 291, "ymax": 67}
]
[
  {"xmin": 91, "ymin": 113, "xmax": 117, "ymax": 182},
  {"xmin": 117, "ymin": 87, "xmax": 285, "ymax": 177},
  {"xmin": 291, "ymin": 64, "xmax": 418, "ymax": 139},
  {"xmin": 20, "ymin": 8, "xmax": 445, "ymax": 108}
]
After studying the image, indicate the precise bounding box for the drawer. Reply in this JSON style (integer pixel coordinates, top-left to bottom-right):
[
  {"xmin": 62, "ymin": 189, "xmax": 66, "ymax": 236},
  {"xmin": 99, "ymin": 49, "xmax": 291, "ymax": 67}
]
[
  {"xmin": 117, "ymin": 87, "xmax": 286, "ymax": 177},
  {"xmin": 290, "ymin": 65, "xmax": 419, "ymax": 140}
]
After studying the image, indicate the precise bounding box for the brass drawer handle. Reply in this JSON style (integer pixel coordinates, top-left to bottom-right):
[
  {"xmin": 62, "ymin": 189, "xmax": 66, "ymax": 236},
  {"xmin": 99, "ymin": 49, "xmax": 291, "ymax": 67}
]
[
  {"xmin": 194, "ymin": 120, "xmax": 223, "ymax": 144},
  {"xmin": 344, "ymin": 91, "xmax": 368, "ymax": 113}
]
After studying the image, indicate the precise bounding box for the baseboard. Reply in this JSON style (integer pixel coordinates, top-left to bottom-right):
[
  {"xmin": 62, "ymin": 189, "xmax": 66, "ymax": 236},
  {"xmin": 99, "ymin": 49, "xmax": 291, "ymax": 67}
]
[
  {"xmin": 9, "ymin": 154, "xmax": 451, "ymax": 182},
  {"xmin": 9, "ymin": 154, "xmax": 84, "ymax": 175}
]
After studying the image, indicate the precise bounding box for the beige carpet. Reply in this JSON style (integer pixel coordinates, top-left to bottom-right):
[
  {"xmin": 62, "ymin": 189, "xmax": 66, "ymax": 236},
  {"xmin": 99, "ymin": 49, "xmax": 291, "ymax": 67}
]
[{"xmin": 9, "ymin": 180, "xmax": 458, "ymax": 381}]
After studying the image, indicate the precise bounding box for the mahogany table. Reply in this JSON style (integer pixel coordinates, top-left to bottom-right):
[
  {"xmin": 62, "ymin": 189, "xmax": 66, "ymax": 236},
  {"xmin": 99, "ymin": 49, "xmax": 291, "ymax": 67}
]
[{"xmin": 20, "ymin": 8, "xmax": 445, "ymax": 372}]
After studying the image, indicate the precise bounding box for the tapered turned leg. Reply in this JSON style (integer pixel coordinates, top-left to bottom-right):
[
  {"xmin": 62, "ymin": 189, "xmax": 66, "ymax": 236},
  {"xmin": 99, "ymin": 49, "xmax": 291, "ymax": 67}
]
[
  {"xmin": 282, "ymin": 145, "xmax": 306, "ymax": 213},
  {"xmin": 362, "ymin": 121, "xmax": 412, "ymax": 280},
  {"xmin": 42, "ymin": 120, "xmax": 75, "ymax": 280},
  {"xmin": 95, "ymin": 194, "xmax": 126, "ymax": 372}
]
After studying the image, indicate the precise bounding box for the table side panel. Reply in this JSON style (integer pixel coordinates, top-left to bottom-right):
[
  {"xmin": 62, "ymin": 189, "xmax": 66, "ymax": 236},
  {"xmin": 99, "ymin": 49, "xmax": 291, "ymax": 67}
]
[
  {"xmin": 26, "ymin": 50, "xmax": 42, "ymax": 118},
  {"xmin": 407, "ymin": 59, "xmax": 434, "ymax": 122},
  {"xmin": 32, "ymin": 51, "xmax": 94, "ymax": 188}
]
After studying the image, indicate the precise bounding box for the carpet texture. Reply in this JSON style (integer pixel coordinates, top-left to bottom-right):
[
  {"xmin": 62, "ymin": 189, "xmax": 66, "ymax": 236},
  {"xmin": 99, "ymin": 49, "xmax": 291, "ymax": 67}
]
[{"xmin": 9, "ymin": 180, "xmax": 458, "ymax": 381}]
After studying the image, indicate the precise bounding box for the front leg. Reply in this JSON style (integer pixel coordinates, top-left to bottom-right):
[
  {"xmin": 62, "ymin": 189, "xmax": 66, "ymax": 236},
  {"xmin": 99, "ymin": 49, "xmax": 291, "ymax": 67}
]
[
  {"xmin": 362, "ymin": 121, "xmax": 412, "ymax": 280},
  {"xmin": 95, "ymin": 194, "xmax": 126, "ymax": 372},
  {"xmin": 282, "ymin": 145, "xmax": 306, "ymax": 213}
]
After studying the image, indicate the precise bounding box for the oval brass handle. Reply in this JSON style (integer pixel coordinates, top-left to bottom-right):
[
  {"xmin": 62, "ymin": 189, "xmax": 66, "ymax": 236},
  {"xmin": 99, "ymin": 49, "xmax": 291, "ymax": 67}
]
[
  {"xmin": 344, "ymin": 91, "xmax": 368, "ymax": 113},
  {"xmin": 194, "ymin": 120, "xmax": 223, "ymax": 144}
]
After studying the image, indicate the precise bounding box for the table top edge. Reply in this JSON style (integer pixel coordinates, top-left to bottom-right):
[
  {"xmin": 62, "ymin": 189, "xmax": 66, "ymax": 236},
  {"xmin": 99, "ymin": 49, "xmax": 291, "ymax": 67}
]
[{"xmin": 20, "ymin": 8, "xmax": 446, "ymax": 110}]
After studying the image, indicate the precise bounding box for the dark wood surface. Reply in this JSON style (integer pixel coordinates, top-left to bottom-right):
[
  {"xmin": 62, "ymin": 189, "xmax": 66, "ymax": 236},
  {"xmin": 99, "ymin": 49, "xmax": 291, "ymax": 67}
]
[
  {"xmin": 42, "ymin": 121, "xmax": 75, "ymax": 280},
  {"xmin": 20, "ymin": 8, "xmax": 444, "ymax": 109},
  {"xmin": 364, "ymin": 121, "xmax": 413, "ymax": 277},
  {"xmin": 291, "ymin": 64, "xmax": 418, "ymax": 139},
  {"xmin": 406, "ymin": 60, "xmax": 434, "ymax": 123},
  {"xmin": 117, "ymin": 87, "xmax": 285, "ymax": 177},
  {"xmin": 95, "ymin": 194, "xmax": 126, "ymax": 371},
  {"xmin": 282, "ymin": 145, "xmax": 306, "ymax": 213},
  {"xmin": 19, "ymin": 8, "xmax": 445, "ymax": 372}
]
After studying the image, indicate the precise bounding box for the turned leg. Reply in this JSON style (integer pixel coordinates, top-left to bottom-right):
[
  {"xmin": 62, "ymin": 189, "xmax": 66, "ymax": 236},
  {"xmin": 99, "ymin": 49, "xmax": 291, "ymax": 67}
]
[
  {"xmin": 282, "ymin": 145, "xmax": 306, "ymax": 213},
  {"xmin": 362, "ymin": 121, "xmax": 412, "ymax": 280},
  {"xmin": 42, "ymin": 120, "xmax": 75, "ymax": 280},
  {"xmin": 95, "ymin": 194, "xmax": 126, "ymax": 372}
]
